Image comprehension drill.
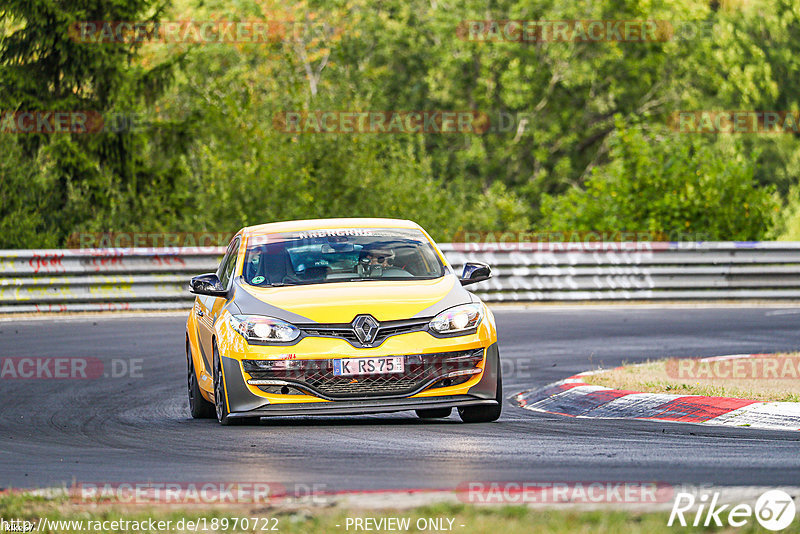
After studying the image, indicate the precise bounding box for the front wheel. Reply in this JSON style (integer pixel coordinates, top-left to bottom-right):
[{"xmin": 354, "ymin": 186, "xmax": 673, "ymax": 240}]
[
  {"xmin": 213, "ymin": 343, "xmax": 260, "ymax": 426},
  {"xmin": 458, "ymin": 367, "xmax": 502, "ymax": 423},
  {"xmin": 187, "ymin": 344, "xmax": 215, "ymax": 419}
]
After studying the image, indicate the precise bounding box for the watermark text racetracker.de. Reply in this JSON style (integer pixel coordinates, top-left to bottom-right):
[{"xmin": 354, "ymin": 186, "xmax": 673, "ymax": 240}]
[
  {"xmin": 447, "ymin": 230, "xmax": 713, "ymax": 252},
  {"xmin": 457, "ymin": 481, "xmax": 675, "ymax": 504},
  {"xmin": 666, "ymin": 355, "xmax": 800, "ymax": 380},
  {"xmin": 5, "ymin": 516, "xmax": 281, "ymax": 532},
  {"xmin": 457, "ymin": 19, "xmax": 715, "ymax": 43},
  {"xmin": 273, "ymin": 111, "xmax": 489, "ymax": 134},
  {"xmin": 670, "ymin": 111, "xmax": 800, "ymax": 134},
  {"xmin": 67, "ymin": 231, "xmax": 232, "ymax": 254},
  {"xmin": 71, "ymin": 481, "xmax": 328, "ymax": 505},
  {"xmin": 0, "ymin": 357, "xmax": 143, "ymax": 380},
  {"xmin": 271, "ymin": 110, "xmax": 616, "ymax": 135},
  {"xmin": 0, "ymin": 111, "xmax": 145, "ymax": 134},
  {"xmin": 69, "ymin": 20, "xmax": 336, "ymax": 44}
]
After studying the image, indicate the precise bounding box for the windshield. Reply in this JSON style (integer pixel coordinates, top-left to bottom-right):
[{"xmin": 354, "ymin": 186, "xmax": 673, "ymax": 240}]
[{"xmin": 242, "ymin": 228, "xmax": 446, "ymax": 287}]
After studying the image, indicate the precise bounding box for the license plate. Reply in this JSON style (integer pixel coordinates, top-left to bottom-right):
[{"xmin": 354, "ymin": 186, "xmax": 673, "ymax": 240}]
[{"xmin": 333, "ymin": 356, "xmax": 404, "ymax": 376}]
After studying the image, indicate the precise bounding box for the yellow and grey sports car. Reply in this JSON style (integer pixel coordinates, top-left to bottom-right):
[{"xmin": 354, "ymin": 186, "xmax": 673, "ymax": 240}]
[{"xmin": 185, "ymin": 218, "xmax": 501, "ymax": 425}]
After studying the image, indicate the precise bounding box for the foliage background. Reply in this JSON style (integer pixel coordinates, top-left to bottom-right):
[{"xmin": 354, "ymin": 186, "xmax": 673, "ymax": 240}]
[{"xmin": 1, "ymin": 0, "xmax": 798, "ymax": 246}]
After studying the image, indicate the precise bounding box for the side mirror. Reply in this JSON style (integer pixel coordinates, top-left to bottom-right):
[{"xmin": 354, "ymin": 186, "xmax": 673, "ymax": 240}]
[
  {"xmin": 460, "ymin": 262, "xmax": 491, "ymax": 286},
  {"xmin": 189, "ymin": 273, "xmax": 228, "ymax": 297}
]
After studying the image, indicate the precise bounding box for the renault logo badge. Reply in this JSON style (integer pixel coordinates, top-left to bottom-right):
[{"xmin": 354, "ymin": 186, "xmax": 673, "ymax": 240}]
[{"xmin": 352, "ymin": 315, "xmax": 380, "ymax": 345}]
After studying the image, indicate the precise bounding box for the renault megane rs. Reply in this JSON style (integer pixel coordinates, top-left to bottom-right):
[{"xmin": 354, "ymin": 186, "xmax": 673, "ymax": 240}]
[{"xmin": 185, "ymin": 218, "xmax": 501, "ymax": 424}]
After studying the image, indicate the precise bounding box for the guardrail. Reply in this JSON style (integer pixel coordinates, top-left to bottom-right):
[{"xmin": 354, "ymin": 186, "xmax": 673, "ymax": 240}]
[
  {"xmin": 0, "ymin": 248, "xmax": 225, "ymax": 313},
  {"xmin": 442, "ymin": 242, "xmax": 800, "ymax": 301},
  {"xmin": 2, "ymin": 242, "xmax": 800, "ymax": 313}
]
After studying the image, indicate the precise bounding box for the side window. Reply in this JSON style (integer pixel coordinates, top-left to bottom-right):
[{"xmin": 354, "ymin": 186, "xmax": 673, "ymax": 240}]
[{"xmin": 217, "ymin": 237, "xmax": 240, "ymax": 288}]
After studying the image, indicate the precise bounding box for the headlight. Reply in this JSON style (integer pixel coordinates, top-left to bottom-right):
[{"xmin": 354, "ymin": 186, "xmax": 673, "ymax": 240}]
[
  {"xmin": 429, "ymin": 303, "xmax": 483, "ymax": 335},
  {"xmin": 229, "ymin": 315, "xmax": 300, "ymax": 343}
]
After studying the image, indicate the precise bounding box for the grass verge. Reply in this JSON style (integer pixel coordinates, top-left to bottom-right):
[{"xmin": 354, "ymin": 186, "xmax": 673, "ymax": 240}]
[
  {"xmin": 581, "ymin": 354, "xmax": 800, "ymax": 402},
  {"xmin": 0, "ymin": 493, "xmax": 790, "ymax": 534}
]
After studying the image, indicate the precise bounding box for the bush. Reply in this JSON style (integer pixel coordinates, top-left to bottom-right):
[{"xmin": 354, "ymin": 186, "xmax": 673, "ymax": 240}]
[{"xmin": 539, "ymin": 121, "xmax": 779, "ymax": 240}]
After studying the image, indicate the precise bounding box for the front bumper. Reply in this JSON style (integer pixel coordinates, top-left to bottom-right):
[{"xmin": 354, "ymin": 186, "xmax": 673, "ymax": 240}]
[
  {"xmin": 242, "ymin": 348, "xmax": 485, "ymax": 399},
  {"xmin": 227, "ymin": 395, "xmax": 498, "ymax": 418},
  {"xmin": 222, "ymin": 342, "xmax": 501, "ymax": 418}
]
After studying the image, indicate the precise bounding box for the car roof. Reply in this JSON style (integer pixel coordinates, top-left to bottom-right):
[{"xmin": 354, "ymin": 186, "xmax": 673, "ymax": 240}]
[{"xmin": 242, "ymin": 218, "xmax": 423, "ymax": 237}]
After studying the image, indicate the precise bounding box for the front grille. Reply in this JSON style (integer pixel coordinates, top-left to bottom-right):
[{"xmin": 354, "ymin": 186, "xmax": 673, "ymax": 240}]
[
  {"xmin": 297, "ymin": 317, "xmax": 430, "ymax": 348},
  {"xmin": 243, "ymin": 349, "xmax": 484, "ymax": 399},
  {"xmin": 300, "ymin": 327, "xmax": 360, "ymax": 345}
]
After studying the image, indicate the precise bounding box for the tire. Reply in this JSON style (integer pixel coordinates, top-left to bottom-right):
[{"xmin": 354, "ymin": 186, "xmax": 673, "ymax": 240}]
[
  {"xmin": 187, "ymin": 341, "xmax": 215, "ymax": 419},
  {"xmin": 213, "ymin": 343, "xmax": 260, "ymax": 426},
  {"xmin": 458, "ymin": 366, "xmax": 503, "ymax": 423},
  {"xmin": 415, "ymin": 408, "xmax": 452, "ymax": 419}
]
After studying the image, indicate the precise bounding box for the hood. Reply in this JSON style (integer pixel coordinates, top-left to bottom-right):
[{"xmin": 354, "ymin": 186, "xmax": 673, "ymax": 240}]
[{"xmin": 230, "ymin": 275, "xmax": 472, "ymax": 324}]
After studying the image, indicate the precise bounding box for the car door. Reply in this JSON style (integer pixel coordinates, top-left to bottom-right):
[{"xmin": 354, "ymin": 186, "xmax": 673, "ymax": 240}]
[{"xmin": 196, "ymin": 235, "xmax": 240, "ymax": 370}]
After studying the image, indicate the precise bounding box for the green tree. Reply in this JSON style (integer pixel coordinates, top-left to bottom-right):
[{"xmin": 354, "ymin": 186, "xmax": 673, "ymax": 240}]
[
  {"xmin": 539, "ymin": 121, "xmax": 779, "ymax": 240},
  {"xmin": 162, "ymin": 0, "xmax": 531, "ymax": 241},
  {"xmin": 683, "ymin": 0, "xmax": 800, "ymax": 197},
  {"xmin": 0, "ymin": 0, "xmax": 191, "ymax": 247}
]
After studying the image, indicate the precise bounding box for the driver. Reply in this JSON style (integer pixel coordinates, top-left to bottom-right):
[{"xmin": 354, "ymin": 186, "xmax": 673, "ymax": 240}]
[{"xmin": 360, "ymin": 246, "xmax": 395, "ymax": 267}]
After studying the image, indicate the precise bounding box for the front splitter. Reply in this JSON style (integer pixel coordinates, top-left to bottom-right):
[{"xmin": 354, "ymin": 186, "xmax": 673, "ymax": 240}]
[{"xmin": 227, "ymin": 394, "xmax": 497, "ymax": 418}]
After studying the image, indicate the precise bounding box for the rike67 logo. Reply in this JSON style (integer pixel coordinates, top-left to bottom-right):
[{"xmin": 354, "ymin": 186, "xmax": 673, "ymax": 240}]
[{"xmin": 669, "ymin": 489, "xmax": 796, "ymax": 531}]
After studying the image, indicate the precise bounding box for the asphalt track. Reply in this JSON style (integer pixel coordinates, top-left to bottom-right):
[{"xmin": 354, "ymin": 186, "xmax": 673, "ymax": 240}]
[{"xmin": 1, "ymin": 306, "xmax": 799, "ymax": 491}]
